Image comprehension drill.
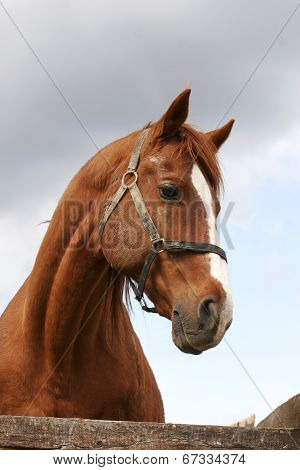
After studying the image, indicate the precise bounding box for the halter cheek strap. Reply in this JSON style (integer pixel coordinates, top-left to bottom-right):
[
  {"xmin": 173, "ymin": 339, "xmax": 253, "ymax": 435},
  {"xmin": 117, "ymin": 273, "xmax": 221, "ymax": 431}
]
[
  {"xmin": 99, "ymin": 129, "xmax": 227, "ymax": 313},
  {"xmin": 99, "ymin": 130, "xmax": 150, "ymax": 241}
]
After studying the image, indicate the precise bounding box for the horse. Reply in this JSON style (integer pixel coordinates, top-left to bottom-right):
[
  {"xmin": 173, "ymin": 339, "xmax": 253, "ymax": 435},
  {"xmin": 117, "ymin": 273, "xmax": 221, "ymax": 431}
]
[
  {"xmin": 232, "ymin": 393, "xmax": 300, "ymax": 429},
  {"xmin": 257, "ymin": 394, "xmax": 300, "ymax": 428},
  {"xmin": 0, "ymin": 89, "xmax": 234, "ymax": 421}
]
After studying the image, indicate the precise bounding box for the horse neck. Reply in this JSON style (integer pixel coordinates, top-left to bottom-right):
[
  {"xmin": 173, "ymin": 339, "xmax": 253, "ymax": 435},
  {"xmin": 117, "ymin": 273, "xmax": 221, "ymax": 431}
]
[{"xmin": 22, "ymin": 155, "xmax": 128, "ymax": 372}]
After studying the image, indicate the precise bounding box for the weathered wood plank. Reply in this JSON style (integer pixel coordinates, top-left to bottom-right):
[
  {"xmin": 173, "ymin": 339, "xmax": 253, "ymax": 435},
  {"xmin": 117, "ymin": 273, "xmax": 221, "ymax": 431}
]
[{"xmin": 0, "ymin": 415, "xmax": 299, "ymax": 450}]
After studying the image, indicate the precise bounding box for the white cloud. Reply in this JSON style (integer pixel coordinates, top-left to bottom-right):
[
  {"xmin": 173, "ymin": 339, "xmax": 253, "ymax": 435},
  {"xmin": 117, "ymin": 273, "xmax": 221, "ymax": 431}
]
[{"xmin": 220, "ymin": 122, "xmax": 300, "ymax": 230}]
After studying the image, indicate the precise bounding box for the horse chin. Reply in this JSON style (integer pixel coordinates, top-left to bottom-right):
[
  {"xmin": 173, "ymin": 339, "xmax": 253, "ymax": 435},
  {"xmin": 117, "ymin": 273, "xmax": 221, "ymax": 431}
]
[
  {"xmin": 174, "ymin": 335, "xmax": 203, "ymax": 355},
  {"xmin": 172, "ymin": 310, "xmax": 203, "ymax": 355}
]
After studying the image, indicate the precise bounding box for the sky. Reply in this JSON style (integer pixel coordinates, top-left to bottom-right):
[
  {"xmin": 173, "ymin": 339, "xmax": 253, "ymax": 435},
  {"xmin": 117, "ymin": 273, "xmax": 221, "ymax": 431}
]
[{"xmin": 0, "ymin": 0, "xmax": 300, "ymax": 425}]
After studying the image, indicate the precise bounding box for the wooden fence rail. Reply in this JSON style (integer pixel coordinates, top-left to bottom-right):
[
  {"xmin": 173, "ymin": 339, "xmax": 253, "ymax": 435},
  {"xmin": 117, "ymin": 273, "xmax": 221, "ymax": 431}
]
[{"xmin": 0, "ymin": 415, "xmax": 299, "ymax": 450}]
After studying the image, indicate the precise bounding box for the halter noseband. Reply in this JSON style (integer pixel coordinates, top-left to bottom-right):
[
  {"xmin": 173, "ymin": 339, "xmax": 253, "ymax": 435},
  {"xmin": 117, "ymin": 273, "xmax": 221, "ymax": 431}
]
[{"xmin": 99, "ymin": 129, "xmax": 227, "ymax": 313}]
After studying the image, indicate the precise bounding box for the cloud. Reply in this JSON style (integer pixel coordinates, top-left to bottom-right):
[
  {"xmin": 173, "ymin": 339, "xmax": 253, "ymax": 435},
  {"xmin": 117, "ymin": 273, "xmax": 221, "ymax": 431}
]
[
  {"xmin": 220, "ymin": 121, "xmax": 300, "ymax": 231},
  {"xmin": 1, "ymin": 0, "xmax": 300, "ymax": 215}
]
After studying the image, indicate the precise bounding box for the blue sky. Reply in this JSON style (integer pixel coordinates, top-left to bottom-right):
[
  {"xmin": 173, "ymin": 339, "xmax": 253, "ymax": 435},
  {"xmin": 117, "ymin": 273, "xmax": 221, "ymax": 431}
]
[{"xmin": 0, "ymin": 0, "xmax": 299, "ymax": 425}]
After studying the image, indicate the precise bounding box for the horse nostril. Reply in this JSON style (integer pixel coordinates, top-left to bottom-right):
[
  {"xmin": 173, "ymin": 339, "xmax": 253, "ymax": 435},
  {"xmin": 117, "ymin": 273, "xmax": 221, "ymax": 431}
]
[{"xmin": 198, "ymin": 298, "xmax": 219, "ymax": 330}]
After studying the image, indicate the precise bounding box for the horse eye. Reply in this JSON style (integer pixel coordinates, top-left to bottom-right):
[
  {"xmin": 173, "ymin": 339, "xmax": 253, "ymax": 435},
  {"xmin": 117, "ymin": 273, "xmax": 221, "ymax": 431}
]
[{"xmin": 158, "ymin": 185, "xmax": 181, "ymax": 201}]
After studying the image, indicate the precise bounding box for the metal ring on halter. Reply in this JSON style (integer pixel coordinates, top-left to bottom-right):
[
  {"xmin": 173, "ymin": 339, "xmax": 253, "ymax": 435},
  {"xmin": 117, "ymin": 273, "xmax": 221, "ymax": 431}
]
[
  {"xmin": 152, "ymin": 238, "xmax": 166, "ymax": 253},
  {"xmin": 121, "ymin": 170, "xmax": 138, "ymax": 189}
]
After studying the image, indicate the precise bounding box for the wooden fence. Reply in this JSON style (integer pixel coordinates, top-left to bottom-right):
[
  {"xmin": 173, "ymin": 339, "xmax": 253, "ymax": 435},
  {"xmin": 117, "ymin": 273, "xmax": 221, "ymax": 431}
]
[{"xmin": 0, "ymin": 416, "xmax": 299, "ymax": 450}]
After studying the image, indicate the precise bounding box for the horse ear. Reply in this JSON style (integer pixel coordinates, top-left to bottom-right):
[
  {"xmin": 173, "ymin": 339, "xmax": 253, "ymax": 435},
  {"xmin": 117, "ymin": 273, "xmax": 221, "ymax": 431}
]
[
  {"xmin": 157, "ymin": 89, "xmax": 191, "ymax": 138},
  {"xmin": 206, "ymin": 119, "xmax": 235, "ymax": 149}
]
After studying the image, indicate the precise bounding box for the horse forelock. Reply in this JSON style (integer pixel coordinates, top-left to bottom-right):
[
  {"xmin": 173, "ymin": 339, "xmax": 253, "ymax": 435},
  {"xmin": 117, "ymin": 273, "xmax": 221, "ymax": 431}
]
[{"xmin": 146, "ymin": 122, "xmax": 223, "ymax": 194}]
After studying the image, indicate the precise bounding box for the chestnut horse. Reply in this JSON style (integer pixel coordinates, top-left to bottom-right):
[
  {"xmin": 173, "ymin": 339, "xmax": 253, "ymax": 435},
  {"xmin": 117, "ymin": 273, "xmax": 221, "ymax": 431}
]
[{"xmin": 0, "ymin": 90, "xmax": 234, "ymax": 421}]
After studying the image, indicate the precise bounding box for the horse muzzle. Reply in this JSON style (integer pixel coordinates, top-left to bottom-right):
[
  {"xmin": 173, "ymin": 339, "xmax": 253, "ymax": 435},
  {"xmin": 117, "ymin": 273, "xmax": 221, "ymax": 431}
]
[{"xmin": 172, "ymin": 300, "xmax": 233, "ymax": 355}]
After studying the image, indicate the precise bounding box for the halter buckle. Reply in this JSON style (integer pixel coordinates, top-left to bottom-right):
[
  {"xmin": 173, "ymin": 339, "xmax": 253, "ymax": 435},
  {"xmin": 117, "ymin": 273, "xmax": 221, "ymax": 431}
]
[
  {"xmin": 121, "ymin": 170, "xmax": 138, "ymax": 189},
  {"xmin": 152, "ymin": 238, "xmax": 166, "ymax": 253}
]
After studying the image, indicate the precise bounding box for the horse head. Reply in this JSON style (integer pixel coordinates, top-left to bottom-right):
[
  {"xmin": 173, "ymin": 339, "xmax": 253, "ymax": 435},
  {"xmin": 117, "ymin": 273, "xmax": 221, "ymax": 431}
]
[{"xmin": 100, "ymin": 89, "xmax": 234, "ymax": 355}]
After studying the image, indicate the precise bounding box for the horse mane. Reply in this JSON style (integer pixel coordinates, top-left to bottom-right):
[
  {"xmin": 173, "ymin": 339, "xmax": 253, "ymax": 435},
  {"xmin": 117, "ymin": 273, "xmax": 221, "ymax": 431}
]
[{"xmin": 102, "ymin": 269, "xmax": 129, "ymax": 351}]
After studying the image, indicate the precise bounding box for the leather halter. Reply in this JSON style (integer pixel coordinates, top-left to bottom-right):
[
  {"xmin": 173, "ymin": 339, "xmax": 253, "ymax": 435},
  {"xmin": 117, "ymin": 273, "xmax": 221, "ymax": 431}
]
[{"xmin": 99, "ymin": 129, "xmax": 227, "ymax": 313}]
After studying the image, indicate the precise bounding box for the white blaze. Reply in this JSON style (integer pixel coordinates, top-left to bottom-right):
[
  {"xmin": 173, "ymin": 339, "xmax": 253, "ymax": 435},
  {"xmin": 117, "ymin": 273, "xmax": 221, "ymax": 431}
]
[{"xmin": 191, "ymin": 164, "xmax": 233, "ymax": 318}]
